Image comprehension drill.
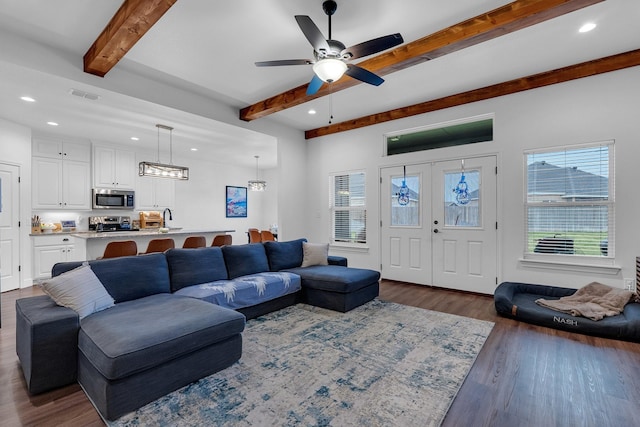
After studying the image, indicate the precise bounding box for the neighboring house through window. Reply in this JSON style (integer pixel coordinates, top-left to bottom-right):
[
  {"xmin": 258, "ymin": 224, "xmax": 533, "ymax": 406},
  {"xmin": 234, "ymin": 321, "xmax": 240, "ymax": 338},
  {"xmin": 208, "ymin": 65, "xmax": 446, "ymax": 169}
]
[
  {"xmin": 525, "ymin": 141, "xmax": 614, "ymax": 258},
  {"xmin": 330, "ymin": 171, "xmax": 366, "ymax": 245}
]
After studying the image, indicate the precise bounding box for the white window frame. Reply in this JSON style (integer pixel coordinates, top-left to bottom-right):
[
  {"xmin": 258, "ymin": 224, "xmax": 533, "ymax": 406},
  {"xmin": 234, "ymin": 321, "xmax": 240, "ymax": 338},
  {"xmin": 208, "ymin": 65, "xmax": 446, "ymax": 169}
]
[
  {"xmin": 522, "ymin": 141, "xmax": 617, "ymax": 272},
  {"xmin": 329, "ymin": 170, "xmax": 367, "ymax": 247}
]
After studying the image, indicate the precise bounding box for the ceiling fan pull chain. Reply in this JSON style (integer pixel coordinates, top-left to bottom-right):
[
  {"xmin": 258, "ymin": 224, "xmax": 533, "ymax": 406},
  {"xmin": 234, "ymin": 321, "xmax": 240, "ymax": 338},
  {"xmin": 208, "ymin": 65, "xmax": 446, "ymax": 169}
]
[{"xmin": 329, "ymin": 83, "xmax": 334, "ymax": 124}]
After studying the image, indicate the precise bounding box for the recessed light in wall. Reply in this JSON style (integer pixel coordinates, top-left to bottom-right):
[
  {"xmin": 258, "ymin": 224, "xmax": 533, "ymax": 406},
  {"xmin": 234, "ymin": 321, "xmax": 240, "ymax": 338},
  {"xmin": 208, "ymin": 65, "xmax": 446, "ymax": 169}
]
[
  {"xmin": 190, "ymin": 148, "xmax": 198, "ymax": 151},
  {"xmin": 46, "ymin": 121, "xmax": 59, "ymax": 126},
  {"xmin": 20, "ymin": 96, "xmax": 36, "ymax": 102},
  {"xmin": 579, "ymin": 22, "xmax": 596, "ymax": 33},
  {"xmin": 130, "ymin": 137, "xmax": 140, "ymax": 141},
  {"xmin": 308, "ymin": 109, "xmax": 317, "ymax": 115}
]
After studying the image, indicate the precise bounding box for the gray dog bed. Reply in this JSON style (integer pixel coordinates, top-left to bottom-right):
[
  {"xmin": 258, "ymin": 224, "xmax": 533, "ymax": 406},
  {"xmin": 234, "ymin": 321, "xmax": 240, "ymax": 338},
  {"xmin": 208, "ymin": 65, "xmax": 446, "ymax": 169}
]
[{"xmin": 494, "ymin": 282, "xmax": 640, "ymax": 341}]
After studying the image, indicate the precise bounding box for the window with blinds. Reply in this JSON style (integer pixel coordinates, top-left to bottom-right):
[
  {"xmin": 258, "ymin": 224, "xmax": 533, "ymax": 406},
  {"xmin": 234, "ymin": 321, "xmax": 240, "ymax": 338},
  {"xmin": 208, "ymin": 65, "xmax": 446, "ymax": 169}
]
[
  {"xmin": 331, "ymin": 171, "xmax": 366, "ymax": 244},
  {"xmin": 525, "ymin": 141, "xmax": 614, "ymax": 257}
]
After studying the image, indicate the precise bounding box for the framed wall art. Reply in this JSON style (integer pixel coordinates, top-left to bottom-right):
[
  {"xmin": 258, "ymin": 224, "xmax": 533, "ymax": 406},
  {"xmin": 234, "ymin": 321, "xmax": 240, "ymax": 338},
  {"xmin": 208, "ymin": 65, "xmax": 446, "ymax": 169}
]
[{"xmin": 226, "ymin": 186, "xmax": 247, "ymax": 218}]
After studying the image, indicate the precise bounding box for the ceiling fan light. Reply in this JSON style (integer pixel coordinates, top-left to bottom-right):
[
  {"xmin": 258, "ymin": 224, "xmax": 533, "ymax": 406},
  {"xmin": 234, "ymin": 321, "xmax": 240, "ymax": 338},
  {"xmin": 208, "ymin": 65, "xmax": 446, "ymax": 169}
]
[{"xmin": 313, "ymin": 59, "xmax": 347, "ymax": 83}]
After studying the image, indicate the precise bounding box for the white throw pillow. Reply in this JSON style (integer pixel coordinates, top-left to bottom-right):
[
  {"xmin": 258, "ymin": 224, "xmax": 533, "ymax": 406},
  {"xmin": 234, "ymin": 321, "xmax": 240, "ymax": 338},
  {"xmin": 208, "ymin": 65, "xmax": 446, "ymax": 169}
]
[
  {"xmin": 301, "ymin": 242, "xmax": 329, "ymax": 268},
  {"xmin": 41, "ymin": 263, "xmax": 115, "ymax": 319}
]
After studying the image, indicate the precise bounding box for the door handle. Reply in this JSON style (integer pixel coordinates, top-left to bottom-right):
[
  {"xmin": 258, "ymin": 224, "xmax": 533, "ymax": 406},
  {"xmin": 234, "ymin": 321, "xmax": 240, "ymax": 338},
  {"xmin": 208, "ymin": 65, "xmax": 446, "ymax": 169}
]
[{"xmin": 433, "ymin": 229, "xmax": 439, "ymax": 233}]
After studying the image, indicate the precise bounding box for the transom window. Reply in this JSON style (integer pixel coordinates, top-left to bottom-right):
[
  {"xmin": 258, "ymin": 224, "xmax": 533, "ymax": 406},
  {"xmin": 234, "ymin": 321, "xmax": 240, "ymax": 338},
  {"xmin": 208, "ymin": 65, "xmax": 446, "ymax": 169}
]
[{"xmin": 525, "ymin": 141, "xmax": 614, "ymax": 258}]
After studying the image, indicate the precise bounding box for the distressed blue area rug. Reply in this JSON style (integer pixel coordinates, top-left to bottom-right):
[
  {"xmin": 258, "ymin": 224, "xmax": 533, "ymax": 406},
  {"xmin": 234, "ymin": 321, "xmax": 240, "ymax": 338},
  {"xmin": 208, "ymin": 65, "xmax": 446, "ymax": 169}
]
[{"xmin": 111, "ymin": 300, "xmax": 493, "ymax": 426}]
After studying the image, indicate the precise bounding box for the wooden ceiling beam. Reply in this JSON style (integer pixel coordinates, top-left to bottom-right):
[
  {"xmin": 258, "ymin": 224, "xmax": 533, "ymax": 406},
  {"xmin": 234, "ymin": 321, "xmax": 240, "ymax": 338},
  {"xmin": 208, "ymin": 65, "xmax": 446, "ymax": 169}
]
[
  {"xmin": 84, "ymin": 0, "xmax": 177, "ymax": 77},
  {"xmin": 239, "ymin": 0, "xmax": 604, "ymax": 121},
  {"xmin": 304, "ymin": 49, "xmax": 640, "ymax": 139}
]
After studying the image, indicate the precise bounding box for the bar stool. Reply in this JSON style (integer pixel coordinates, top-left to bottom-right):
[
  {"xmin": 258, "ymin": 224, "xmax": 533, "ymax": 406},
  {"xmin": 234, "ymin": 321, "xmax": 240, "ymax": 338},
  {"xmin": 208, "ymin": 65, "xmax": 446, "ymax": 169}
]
[
  {"xmin": 248, "ymin": 228, "xmax": 261, "ymax": 243},
  {"xmin": 142, "ymin": 238, "xmax": 175, "ymax": 254},
  {"xmin": 260, "ymin": 230, "xmax": 276, "ymax": 242},
  {"xmin": 101, "ymin": 241, "xmax": 138, "ymax": 259},
  {"xmin": 182, "ymin": 236, "xmax": 206, "ymax": 248},
  {"xmin": 211, "ymin": 234, "xmax": 232, "ymax": 247}
]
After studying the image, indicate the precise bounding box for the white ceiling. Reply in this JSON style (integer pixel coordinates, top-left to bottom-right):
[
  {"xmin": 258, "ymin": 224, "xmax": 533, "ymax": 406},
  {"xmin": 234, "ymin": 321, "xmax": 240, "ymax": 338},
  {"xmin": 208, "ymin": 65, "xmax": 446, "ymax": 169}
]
[{"xmin": 0, "ymin": 0, "xmax": 638, "ymax": 168}]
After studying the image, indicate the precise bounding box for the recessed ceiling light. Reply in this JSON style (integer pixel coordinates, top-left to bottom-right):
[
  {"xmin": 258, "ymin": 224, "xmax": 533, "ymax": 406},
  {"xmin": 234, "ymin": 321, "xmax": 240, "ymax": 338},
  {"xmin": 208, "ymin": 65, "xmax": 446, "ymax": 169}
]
[
  {"xmin": 579, "ymin": 22, "xmax": 596, "ymax": 33},
  {"xmin": 20, "ymin": 96, "xmax": 36, "ymax": 102},
  {"xmin": 46, "ymin": 121, "xmax": 59, "ymax": 126},
  {"xmin": 130, "ymin": 137, "xmax": 139, "ymax": 141},
  {"xmin": 308, "ymin": 109, "xmax": 317, "ymax": 115},
  {"xmin": 190, "ymin": 148, "xmax": 198, "ymax": 151}
]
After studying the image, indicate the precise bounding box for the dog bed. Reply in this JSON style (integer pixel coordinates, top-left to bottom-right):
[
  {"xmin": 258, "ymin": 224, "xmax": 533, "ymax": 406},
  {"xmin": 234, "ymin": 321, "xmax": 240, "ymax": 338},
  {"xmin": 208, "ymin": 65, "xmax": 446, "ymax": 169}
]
[{"xmin": 494, "ymin": 282, "xmax": 640, "ymax": 342}]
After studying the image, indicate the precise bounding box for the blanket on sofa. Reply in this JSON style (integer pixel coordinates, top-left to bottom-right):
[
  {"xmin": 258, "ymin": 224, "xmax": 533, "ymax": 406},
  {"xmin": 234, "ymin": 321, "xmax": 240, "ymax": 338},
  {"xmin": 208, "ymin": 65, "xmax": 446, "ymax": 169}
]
[{"xmin": 535, "ymin": 282, "xmax": 634, "ymax": 321}]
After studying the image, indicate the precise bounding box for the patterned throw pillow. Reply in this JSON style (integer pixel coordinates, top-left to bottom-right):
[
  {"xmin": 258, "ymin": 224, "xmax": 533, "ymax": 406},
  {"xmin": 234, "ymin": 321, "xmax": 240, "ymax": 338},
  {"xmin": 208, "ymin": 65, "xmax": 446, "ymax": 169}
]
[
  {"xmin": 41, "ymin": 263, "xmax": 115, "ymax": 319},
  {"xmin": 301, "ymin": 242, "xmax": 329, "ymax": 268}
]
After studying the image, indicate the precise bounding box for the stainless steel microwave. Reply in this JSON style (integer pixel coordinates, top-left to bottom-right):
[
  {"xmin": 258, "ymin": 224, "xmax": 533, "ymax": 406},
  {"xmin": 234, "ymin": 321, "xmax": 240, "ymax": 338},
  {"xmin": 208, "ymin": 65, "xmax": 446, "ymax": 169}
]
[{"xmin": 92, "ymin": 188, "xmax": 135, "ymax": 210}]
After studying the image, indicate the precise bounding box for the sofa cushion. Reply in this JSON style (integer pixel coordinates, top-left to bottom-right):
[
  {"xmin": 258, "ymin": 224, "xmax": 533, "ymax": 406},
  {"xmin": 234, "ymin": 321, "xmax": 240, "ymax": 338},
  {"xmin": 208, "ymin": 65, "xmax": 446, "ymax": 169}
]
[
  {"xmin": 78, "ymin": 294, "xmax": 245, "ymax": 380},
  {"xmin": 301, "ymin": 242, "xmax": 329, "ymax": 268},
  {"xmin": 52, "ymin": 253, "xmax": 171, "ymax": 303},
  {"xmin": 41, "ymin": 263, "xmax": 114, "ymax": 319},
  {"xmin": 222, "ymin": 243, "xmax": 270, "ymax": 279},
  {"xmin": 285, "ymin": 265, "xmax": 381, "ymax": 293},
  {"xmin": 165, "ymin": 247, "xmax": 228, "ymax": 292},
  {"xmin": 263, "ymin": 238, "xmax": 307, "ymax": 271},
  {"xmin": 175, "ymin": 272, "xmax": 302, "ymax": 309}
]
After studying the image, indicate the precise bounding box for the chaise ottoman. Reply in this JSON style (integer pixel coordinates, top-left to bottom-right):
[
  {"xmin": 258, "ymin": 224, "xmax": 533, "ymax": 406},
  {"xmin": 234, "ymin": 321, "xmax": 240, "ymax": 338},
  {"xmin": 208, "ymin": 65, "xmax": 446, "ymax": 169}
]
[
  {"xmin": 78, "ymin": 294, "xmax": 245, "ymax": 421},
  {"xmin": 286, "ymin": 265, "xmax": 381, "ymax": 312}
]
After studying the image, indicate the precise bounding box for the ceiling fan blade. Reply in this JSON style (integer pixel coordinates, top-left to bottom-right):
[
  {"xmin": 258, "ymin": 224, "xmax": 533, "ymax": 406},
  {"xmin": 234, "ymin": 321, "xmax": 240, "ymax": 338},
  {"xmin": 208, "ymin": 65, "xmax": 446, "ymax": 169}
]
[
  {"xmin": 255, "ymin": 59, "xmax": 313, "ymax": 67},
  {"xmin": 295, "ymin": 15, "xmax": 330, "ymax": 53},
  {"xmin": 345, "ymin": 64, "xmax": 384, "ymax": 86},
  {"xmin": 306, "ymin": 74, "xmax": 324, "ymax": 96},
  {"xmin": 341, "ymin": 33, "xmax": 404, "ymax": 60}
]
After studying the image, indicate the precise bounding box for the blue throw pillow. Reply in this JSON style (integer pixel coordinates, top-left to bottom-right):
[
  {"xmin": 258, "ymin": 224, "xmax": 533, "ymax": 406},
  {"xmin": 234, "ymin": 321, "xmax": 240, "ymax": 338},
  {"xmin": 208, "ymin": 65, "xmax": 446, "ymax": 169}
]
[
  {"xmin": 222, "ymin": 243, "xmax": 270, "ymax": 279},
  {"xmin": 54, "ymin": 253, "xmax": 171, "ymax": 303},
  {"xmin": 263, "ymin": 238, "xmax": 307, "ymax": 271},
  {"xmin": 165, "ymin": 247, "xmax": 228, "ymax": 292}
]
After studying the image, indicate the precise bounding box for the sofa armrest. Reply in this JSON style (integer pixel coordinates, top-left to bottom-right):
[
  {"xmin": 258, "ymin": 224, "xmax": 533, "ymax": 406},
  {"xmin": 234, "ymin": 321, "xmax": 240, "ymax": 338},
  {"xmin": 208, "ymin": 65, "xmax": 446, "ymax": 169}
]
[
  {"xmin": 328, "ymin": 256, "xmax": 347, "ymax": 267},
  {"xmin": 16, "ymin": 295, "xmax": 80, "ymax": 394}
]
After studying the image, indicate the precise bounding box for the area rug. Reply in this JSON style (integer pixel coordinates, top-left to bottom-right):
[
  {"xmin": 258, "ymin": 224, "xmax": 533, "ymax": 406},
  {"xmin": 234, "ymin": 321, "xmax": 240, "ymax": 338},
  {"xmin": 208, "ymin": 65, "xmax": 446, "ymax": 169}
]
[{"xmin": 110, "ymin": 300, "xmax": 494, "ymax": 426}]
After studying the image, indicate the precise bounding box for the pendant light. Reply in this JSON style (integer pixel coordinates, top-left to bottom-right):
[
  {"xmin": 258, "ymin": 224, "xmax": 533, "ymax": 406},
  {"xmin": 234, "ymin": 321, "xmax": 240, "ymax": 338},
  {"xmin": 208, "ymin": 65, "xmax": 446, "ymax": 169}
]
[
  {"xmin": 138, "ymin": 124, "xmax": 189, "ymax": 180},
  {"xmin": 248, "ymin": 155, "xmax": 267, "ymax": 191}
]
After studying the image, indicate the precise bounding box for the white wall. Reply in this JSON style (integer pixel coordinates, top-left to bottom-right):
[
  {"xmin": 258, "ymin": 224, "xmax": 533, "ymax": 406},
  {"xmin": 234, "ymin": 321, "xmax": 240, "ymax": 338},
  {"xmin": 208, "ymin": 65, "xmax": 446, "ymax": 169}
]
[
  {"xmin": 306, "ymin": 67, "xmax": 640, "ymax": 288},
  {"xmin": 0, "ymin": 117, "xmax": 33, "ymax": 287}
]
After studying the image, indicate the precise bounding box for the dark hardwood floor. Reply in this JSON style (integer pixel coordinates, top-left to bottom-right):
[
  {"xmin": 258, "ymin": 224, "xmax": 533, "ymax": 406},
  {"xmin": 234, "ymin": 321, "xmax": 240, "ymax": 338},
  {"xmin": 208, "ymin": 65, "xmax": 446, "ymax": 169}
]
[{"xmin": 1, "ymin": 281, "xmax": 639, "ymax": 426}]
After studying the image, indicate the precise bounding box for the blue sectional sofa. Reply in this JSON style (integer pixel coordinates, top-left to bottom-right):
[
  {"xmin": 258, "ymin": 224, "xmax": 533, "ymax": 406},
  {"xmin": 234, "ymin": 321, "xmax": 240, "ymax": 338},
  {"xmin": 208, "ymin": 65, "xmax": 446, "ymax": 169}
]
[{"xmin": 15, "ymin": 238, "xmax": 380, "ymax": 421}]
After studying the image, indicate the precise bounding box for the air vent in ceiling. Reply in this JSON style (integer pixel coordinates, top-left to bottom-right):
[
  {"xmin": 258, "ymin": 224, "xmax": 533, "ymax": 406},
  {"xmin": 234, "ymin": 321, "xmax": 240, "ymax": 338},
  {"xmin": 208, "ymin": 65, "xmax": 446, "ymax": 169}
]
[{"xmin": 68, "ymin": 88, "xmax": 101, "ymax": 101}]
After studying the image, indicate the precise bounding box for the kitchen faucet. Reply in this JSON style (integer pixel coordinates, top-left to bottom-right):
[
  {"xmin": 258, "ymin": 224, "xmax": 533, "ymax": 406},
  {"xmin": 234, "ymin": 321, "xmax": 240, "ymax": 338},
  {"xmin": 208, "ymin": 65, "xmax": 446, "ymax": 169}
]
[{"xmin": 163, "ymin": 208, "xmax": 173, "ymax": 226}]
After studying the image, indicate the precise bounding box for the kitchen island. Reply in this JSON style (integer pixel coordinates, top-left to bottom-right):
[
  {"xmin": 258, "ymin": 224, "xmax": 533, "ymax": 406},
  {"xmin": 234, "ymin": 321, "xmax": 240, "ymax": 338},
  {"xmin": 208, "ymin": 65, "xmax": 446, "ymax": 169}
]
[{"xmin": 72, "ymin": 229, "xmax": 235, "ymax": 260}]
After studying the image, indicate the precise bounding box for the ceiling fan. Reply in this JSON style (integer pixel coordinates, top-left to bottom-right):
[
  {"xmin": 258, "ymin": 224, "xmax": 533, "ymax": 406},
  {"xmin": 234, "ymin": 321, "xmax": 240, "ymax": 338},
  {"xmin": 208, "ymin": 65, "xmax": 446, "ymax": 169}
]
[{"xmin": 255, "ymin": 0, "xmax": 404, "ymax": 96}]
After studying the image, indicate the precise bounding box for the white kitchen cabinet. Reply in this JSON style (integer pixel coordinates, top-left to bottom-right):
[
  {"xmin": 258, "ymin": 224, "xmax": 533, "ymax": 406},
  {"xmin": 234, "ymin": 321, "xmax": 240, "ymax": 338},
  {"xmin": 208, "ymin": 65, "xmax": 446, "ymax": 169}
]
[
  {"xmin": 32, "ymin": 145, "xmax": 92, "ymax": 210},
  {"xmin": 32, "ymin": 235, "xmax": 86, "ymax": 279},
  {"xmin": 93, "ymin": 146, "xmax": 136, "ymax": 189},
  {"xmin": 136, "ymin": 176, "xmax": 175, "ymax": 210},
  {"xmin": 32, "ymin": 138, "xmax": 91, "ymax": 162}
]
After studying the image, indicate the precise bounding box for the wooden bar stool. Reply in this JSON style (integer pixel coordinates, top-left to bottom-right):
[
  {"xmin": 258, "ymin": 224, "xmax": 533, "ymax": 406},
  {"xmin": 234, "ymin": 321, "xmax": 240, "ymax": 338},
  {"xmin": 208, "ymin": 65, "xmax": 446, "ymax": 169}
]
[
  {"xmin": 183, "ymin": 236, "xmax": 206, "ymax": 248},
  {"xmin": 142, "ymin": 238, "xmax": 175, "ymax": 254},
  {"xmin": 101, "ymin": 241, "xmax": 138, "ymax": 259},
  {"xmin": 211, "ymin": 234, "xmax": 232, "ymax": 247},
  {"xmin": 260, "ymin": 230, "xmax": 276, "ymax": 242},
  {"xmin": 248, "ymin": 228, "xmax": 261, "ymax": 243}
]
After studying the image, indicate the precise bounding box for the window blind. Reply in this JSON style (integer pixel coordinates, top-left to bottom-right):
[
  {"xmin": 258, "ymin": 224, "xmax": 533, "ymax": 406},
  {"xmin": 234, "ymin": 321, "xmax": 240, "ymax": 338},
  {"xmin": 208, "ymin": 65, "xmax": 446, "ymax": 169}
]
[
  {"xmin": 525, "ymin": 143, "xmax": 613, "ymax": 257},
  {"xmin": 332, "ymin": 172, "xmax": 366, "ymax": 244}
]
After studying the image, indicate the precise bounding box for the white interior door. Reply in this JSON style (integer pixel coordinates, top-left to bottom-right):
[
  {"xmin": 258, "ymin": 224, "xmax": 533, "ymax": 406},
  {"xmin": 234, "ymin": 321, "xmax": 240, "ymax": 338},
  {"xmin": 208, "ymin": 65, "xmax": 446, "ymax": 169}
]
[
  {"xmin": 380, "ymin": 156, "xmax": 498, "ymax": 294},
  {"xmin": 431, "ymin": 157, "xmax": 497, "ymax": 294},
  {"xmin": 0, "ymin": 163, "xmax": 21, "ymax": 292},
  {"xmin": 380, "ymin": 164, "xmax": 432, "ymax": 284}
]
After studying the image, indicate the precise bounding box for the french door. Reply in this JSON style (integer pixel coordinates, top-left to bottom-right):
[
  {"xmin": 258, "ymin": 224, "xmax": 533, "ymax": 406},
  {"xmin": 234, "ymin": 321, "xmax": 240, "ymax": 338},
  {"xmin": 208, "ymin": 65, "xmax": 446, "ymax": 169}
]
[{"xmin": 380, "ymin": 156, "xmax": 498, "ymax": 294}]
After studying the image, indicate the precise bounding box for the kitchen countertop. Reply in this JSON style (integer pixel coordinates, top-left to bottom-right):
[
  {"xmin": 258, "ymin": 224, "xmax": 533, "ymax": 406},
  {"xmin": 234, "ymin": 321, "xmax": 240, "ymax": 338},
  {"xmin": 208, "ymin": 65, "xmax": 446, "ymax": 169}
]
[{"xmin": 71, "ymin": 229, "xmax": 235, "ymax": 239}]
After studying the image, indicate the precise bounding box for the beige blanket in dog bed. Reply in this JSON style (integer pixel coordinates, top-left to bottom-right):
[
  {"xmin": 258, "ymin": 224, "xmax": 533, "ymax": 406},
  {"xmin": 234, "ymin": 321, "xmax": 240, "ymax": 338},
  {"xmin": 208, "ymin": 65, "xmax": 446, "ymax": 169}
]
[{"xmin": 536, "ymin": 282, "xmax": 634, "ymax": 321}]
